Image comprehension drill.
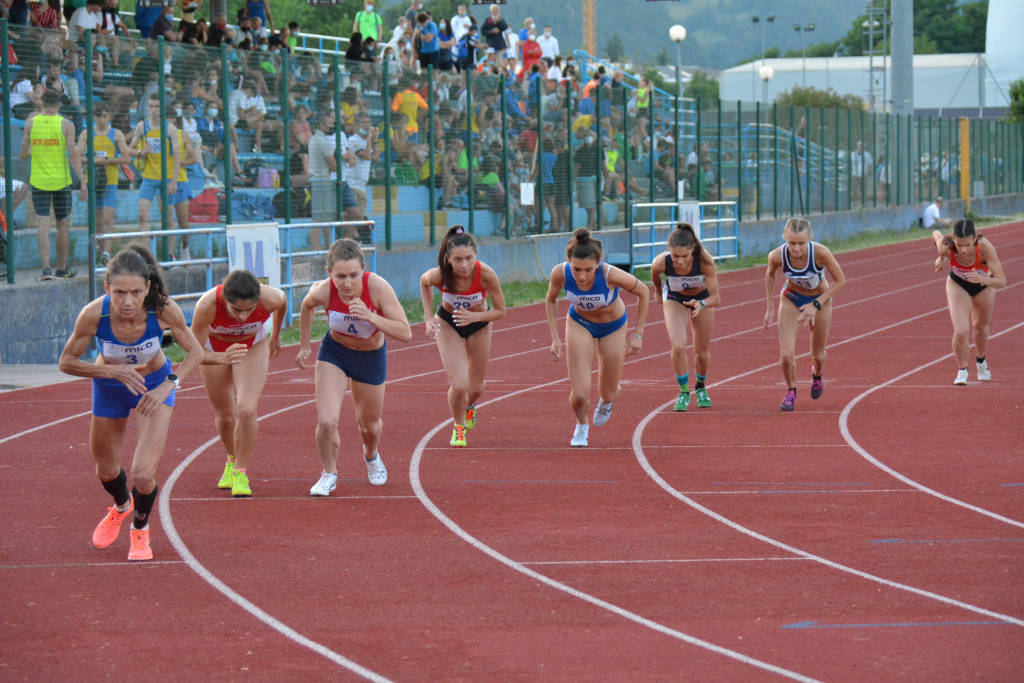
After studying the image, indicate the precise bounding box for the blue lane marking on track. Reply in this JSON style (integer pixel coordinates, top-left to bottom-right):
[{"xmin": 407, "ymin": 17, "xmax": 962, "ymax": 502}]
[
  {"xmin": 783, "ymin": 620, "xmax": 1015, "ymax": 630},
  {"xmin": 1003, "ymin": 482, "xmax": 1024, "ymax": 487},
  {"xmin": 873, "ymin": 538, "xmax": 1024, "ymax": 545}
]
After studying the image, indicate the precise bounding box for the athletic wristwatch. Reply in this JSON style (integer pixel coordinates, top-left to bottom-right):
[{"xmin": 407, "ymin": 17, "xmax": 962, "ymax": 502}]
[
  {"xmin": 812, "ymin": 299, "xmax": 822, "ymax": 310},
  {"xmin": 166, "ymin": 373, "xmax": 181, "ymax": 389}
]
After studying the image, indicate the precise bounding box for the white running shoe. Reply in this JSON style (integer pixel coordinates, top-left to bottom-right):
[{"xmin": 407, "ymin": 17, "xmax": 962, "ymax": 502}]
[
  {"xmin": 976, "ymin": 360, "xmax": 991, "ymax": 382},
  {"xmin": 592, "ymin": 399, "xmax": 614, "ymax": 426},
  {"xmin": 953, "ymin": 368, "xmax": 969, "ymax": 386},
  {"xmin": 570, "ymin": 423, "xmax": 589, "ymax": 448},
  {"xmin": 366, "ymin": 454, "xmax": 388, "ymax": 486},
  {"xmin": 180, "ymin": 245, "xmax": 190, "ymax": 262},
  {"xmin": 310, "ymin": 471, "xmax": 338, "ymax": 496}
]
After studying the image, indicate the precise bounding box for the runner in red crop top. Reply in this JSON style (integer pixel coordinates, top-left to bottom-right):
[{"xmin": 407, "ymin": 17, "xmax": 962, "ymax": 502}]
[
  {"xmin": 190, "ymin": 270, "xmax": 287, "ymax": 497},
  {"xmin": 931, "ymin": 219, "xmax": 1006, "ymax": 385},
  {"xmin": 296, "ymin": 239, "xmax": 412, "ymax": 495},
  {"xmin": 419, "ymin": 226, "xmax": 507, "ymax": 448}
]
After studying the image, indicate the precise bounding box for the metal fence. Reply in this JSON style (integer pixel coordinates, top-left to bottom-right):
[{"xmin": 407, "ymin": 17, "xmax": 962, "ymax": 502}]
[{"xmin": 3, "ymin": 21, "xmax": 1023, "ymax": 284}]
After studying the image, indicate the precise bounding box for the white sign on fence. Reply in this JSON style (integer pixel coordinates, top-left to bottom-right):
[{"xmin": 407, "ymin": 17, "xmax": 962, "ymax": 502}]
[
  {"xmin": 226, "ymin": 222, "xmax": 281, "ymax": 288},
  {"xmin": 678, "ymin": 201, "xmax": 701, "ymax": 239}
]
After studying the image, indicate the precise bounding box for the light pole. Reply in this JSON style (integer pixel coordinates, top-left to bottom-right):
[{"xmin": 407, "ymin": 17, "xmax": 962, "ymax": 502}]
[
  {"xmin": 862, "ymin": 18, "xmax": 880, "ymax": 109},
  {"xmin": 793, "ymin": 23, "xmax": 815, "ymax": 87},
  {"xmin": 758, "ymin": 64, "xmax": 774, "ymax": 105},
  {"xmin": 669, "ymin": 24, "xmax": 687, "ymax": 96},
  {"xmin": 751, "ymin": 14, "xmax": 775, "ymax": 102}
]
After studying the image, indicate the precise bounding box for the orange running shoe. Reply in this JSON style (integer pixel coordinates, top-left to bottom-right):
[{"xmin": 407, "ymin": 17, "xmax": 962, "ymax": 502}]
[
  {"xmin": 91, "ymin": 495, "xmax": 133, "ymax": 549},
  {"xmin": 464, "ymin": 405, "xmax": 477, "ymax": 430},
  {"xmin": 128, "ymin": 527, "xmax": 153, "ymax": 561}
]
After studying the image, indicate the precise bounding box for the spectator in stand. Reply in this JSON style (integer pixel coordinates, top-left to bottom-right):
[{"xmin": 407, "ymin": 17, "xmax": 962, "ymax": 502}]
[
  {"xmin": 519, "ymin": 31, "xmax": 542, "ymax": 82},
  {"xmin": 391, "ymin": 77, "xmax": 428, "ymax": 144},
  {"xmin": 404, "ymin": 0, "xmax": 423, "ymax": 26},
  {"xmin": 207, "ymin": 14, "xmax": 228, "ymax": 47},
  {"xmin": 308, "ymin": 112, "xmax": 361, "ymax": 244},
  {"xmin": 290, "ymin": 104, "xmax": 313, "ymax": 149},
  {"xmin": 414, "ymin": 11, "xmax": 440, "ymax": 70},
  {"xmin": 574, "ymin": 130, "xmax": 601, "ymax": 231},
  {"xmin": 923, "ymin": 196, "xmax": 951, "ymax": 229},
  {"xmin": 437, "ymin": 17, "xmax": 456, "ymax": 71},
  {"xmin": 250, "ymin": 15, "xmax": 270, "ymax": 45},
  {"xmin": 150, "ymin": 3, "xmax": 181, "ymax": 42},
  {"xmin": 20, "ymin": 89, "xmax": 86, "ymax": 280},
  {"xmin": 353, "ymin": 0, "xmax": 383, "ymax": 43},
  {"xmin": 343, "ymin": 114, "xmax": 379, "ymax": 220},
  {"xmin": 29, "ymin": 0, "xmax": 62, "ymax": 30},
  {"xmin": 537, "ymin": 25, "xmax": 559, "ymax": 62},
  {"xmin": 134, "ymin": 0, "xmax": 162, "ymax": 38},
  {"xmin": 98, "ymin": 0, "xmax": 130, "ymax": 65},
  {"xmin": 850, "ymin": 140, "xmax": 872, "ymax": 205},
  {"xmin": 481, "ymin": 3, "xmax": 509, "ymax": 56},
  {"xmin": 243, "ymin": 0, "xmax": 273, "ymax": 32},
  {"xmin": 451, "ymin": 4, "xmax": 471, "ymax": 41},
  {"xmin": 345, "ymin": 31, "xmax": 366, "ymax": 63},
  {"xmin": 179, "ymin": 2, "xmax": 202, "ymax": 45},
  {"xmin": 237, "ymin": 80, "xmax": 281, "ymax": 152},
  {"xmin": 288, "ymin": 21, "xmax": 300, "ymax": 50},
  {"xmin": 546, "ymin": 55, "xmax": 563, "ymax": 81},
  {"xmin": 517, "ymin": 17, "xmax": 535, "ymax": 58},
  {"xmin": 6, "ymin": 0, "xmax": 29, "ymax": 25},
  {"xmin": 67, "ymin": 0, "xmax": 102, "ymax": 43},
  {"xmin": 455, "ymin": 24, "xmax": 482, "ymax": 73},
  {"xmin": 10, "ymin": 72, "xmax": 41, "ymax": 120}
]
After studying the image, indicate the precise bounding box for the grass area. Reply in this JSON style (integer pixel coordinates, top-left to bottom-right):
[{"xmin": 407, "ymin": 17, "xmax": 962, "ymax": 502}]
[{"xmin": 163, "ymin": 211, "xmax": 1022, "ymax": 362}]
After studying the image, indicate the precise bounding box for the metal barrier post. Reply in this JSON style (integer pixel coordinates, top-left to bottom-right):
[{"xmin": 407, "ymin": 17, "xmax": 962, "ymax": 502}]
[
  {"xmin": 595, "ymin": 81, "xmax": 602, "ymax": 232},
  {"xmin": 535, "ymin": 75, "xmax": 543, "ymax": 235},
  {"xmin": 736, "ymin": 100, "xmax": 743, "ymax": 221},
  {"xmin": 894, "ymin": 114, "xmax": 901, "ymax": 205},
  {"xmin": 716, "ymin": 101, "xmax": 722, "ymax": 203},
  {"xmin": 622, "ymin": 88, "xmax": 631, "ymax": 232},
  {"xmin": 427, "ymin": 64, "xmax": 436, "ymax": 245},
  {"xmin": 566, "ymin": 86, "xmax": 574, "ymax": 230},
  {"xmin": 648, "ymin": 92, "xmax": 655, "ymax": 202},
  {"xmin": 332, "ymin": 53, "xmax": 342, "ymax": 225},
  {"xmin": 673, "ymin": 93, "xmax": 680, "ymax": 197},
  {"xmin": 157, "ymin": 37, "xmax": 169, "ymax": 260},
  {"xmin": 220, "ymin": 44, "xmax": 233, "ymax": 223},
  {"xmin": 85, "ymin": 29, "xmax": 97, "ymax": 299},
  {"xmin": 466, "ymin": 68, "xmax": 474, "ymax": 233},
  {"xmin": 833, "ymin": 107, "xmax": 839, "ymax": 212},
  {"xmin": 773, "ymin": 102, "xmax": 778, "ymax": 218},
  {"xmin": 382, "ymin": 58, "xmax": 392, "ymax": 249},
  {"xmin": 1, "ymin": 19, "xmax": 12, "ymax": 282},
  {"xmin": 500, "ymin": 77, "xmax": 510, "ymax": 237},
  {"xmin": 755, "ymin": 101, "xmax": 761, "ymax": 220},
  {"xmin": 695, "ymin": 98, "xmax": 702, "ymax": 200},
  {"xmin": 871, "ymin": 110, "xmax": 878, "ymax": 208},
  {"xmin": 281, "ymin": 52, "xmax": 292, "ymax": 224}
]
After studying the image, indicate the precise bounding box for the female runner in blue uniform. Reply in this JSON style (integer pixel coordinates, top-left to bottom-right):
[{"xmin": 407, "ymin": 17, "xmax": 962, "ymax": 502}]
[
  {"xmin": 297, "ymin": 239, "xmax": 412, "ymax": 495},
  {"xmin": 419, "ymin": 225, "xmax": 507, "ymax": 448},
  {"xmin": 763, "ymin": 218, "xmax": 846, "ymax": 411},
  {"xmin": 931, "ymin": 218, "xmax": 1006, "ymax": 384},
  {"xmin": 650, "ymin": 223, "xmax": 721, "ymax": 411},
  {"xmin": 545, "ymin": 228, "xmax": 650, "ymax": 447},
  {"xmin": 58, "ymin": 245, "xmax": 203, "ymax": 560}
]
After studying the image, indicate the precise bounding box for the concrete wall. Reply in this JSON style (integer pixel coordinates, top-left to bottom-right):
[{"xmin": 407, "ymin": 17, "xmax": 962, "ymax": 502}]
[{"xmin": 4, "ymin": 193, "xmax": 1022, "ymax": 364}]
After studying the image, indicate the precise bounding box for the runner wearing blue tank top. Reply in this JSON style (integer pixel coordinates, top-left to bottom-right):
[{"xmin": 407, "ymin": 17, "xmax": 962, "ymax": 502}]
[
  {"xmin": 763, "ymin": 218, "xmax": 846, "ymax": 412},
  {"xmin": 545, "ymin": 228, "xmax": 650, "ymax": 447},
  {"xmin": 58, "ymin": 245, "xmax": 203, "ymax": 561}
]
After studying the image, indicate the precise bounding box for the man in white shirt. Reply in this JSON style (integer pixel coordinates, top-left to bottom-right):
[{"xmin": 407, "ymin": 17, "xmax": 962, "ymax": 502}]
[
  {"xmin": 922, "ymin": 196, "xmax": 950, "ymax": 229},
  {"xmin": 308, "ymin": 112, "xmax": 360, "ymax": 244},
  {"xmin": 536, "ymin": 25, "xmax": 559, "ymax": 61},
  {"xmin": 450, "ymin": 4, "xmax": 472, "ymax": 41},
  {"xmin": 850, "ymin": 140, "xmax": 872, "ymax": 205},
  {"xmin": 342, "ymin": 114, "xmax": 379, "ymax": 222},
  {"xmin": 67, "ymin": 0, "xmax": 103, "ymax": 43},
  {"xmin": 238, "ymin": 82, "xmax": 281, "ymax": 152}
]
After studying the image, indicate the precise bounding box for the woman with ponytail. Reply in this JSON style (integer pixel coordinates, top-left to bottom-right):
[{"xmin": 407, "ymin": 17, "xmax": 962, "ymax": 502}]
[
  {"xmin": 190, "ymin": 269, "xmax": 287, "ymax": 497},
  {"xmin": 419, "ymin": 225, "xmax": 507, "ymax": 447},
  {"xmin": 650, "ymin": 223, "xmax": 721, "ymax": 411},
  {"xmin": 763, "ymin": 218, "xmax": 846, "ymax": 412},
  {"xmin": 931, "ymin": 218, "xmax": 1006, "ymax": 385},
  {"xmin": 545, "ymin": 228, "xmax": 650, "ymax": 447},
  {"xmin": 58, "ymin": 244, "xmax": 203, "ymax": 561}
]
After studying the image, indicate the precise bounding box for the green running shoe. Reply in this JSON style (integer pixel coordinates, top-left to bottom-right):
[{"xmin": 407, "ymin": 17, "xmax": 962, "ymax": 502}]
[
  {"xmin": 231, "ymin": 470, "xmax": 252, "ymax": 497},
  {"xmin": 674, "ymin": 391, "xmax": 690, "ymax": 412},
  {"xmin": 217, "ymin": 459, "xmax": 235, "ymax": 489},
  {"xmin": 695, "ymin": 387, "xmax": 712, "ymax": 408}
]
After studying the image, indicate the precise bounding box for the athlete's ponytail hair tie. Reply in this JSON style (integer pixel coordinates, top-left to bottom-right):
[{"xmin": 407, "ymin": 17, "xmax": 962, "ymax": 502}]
[{"xmin": 454, "ymin": 227, "xmax": 464, "ymax": 234}]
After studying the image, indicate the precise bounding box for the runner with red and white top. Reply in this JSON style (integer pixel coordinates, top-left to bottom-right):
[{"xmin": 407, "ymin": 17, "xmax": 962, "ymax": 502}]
[
  {"xmin": 191, "ymin": 270, "xmax": 286, "ymax": 497},
  {"xmin": 931, "ymin": 218, "xmax": 1007, "ymax": 385},
  {"xmin": 419, "ymin": 225, "xmax": 507, "ymax": 447},
  {"xmin": 764, "ymin": 218, "xmax": 846, "ymax": 412},
  {"xmin": 297, "ymin": 239, "xmax": 412, "ymax": 495}
]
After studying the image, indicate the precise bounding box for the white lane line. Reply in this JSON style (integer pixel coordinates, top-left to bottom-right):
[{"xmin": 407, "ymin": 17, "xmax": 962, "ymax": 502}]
[
  {"xmin": 631, "ymin": 319, "xmax": 1024, "ymax": 626},
  {"xmin": 172, "ymin": 495, "xmax": 417, "ymax": 501},
  {"xmin": 159, "ymin": 399, "xmax": 392, "ymax": 683},
  {"xmin": 408, "ymin": 416, "xmax": 819, "ymax": 682},
  {"xmin": 838, "ymin": 318, "xmax": 1024, "ymax": 529},
  {"xmin": 1, "ymin": 560, "xmax": 185, "ymax": 569},
  {"xmin": 521, "ymin": 557, "xmax": 811, "ymax": 566}
]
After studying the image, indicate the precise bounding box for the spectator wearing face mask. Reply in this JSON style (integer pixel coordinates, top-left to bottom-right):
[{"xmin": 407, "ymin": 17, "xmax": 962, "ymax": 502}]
[
  {"xmin": 353, "ymin": 1, "xmax": 383, "ymax": 43},
  {"xmin": 537, "ymin": 25, "xmax": 559, "ymax": 61},
  {"xmin": 414, "ymin": 11, "xmax": 440, "ymax": 70},
  {"xmin": 243, "ymin": 0, "xmax": 274, "ymax": 32},
  {"xmin": 451, "ymin": 4, "xmax": 471, "ymax": 41}
]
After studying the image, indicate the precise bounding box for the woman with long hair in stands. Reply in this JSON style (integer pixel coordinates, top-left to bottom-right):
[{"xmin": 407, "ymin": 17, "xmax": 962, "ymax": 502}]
[
  {"xmin": 419, "ymin": 225, "xmax": 507, "ymax": 448},
  {"xmin": 545, "ymin": 227, "xmax": 650, "ymax": 447},
  {"xmin": 190, "ymin": 269, "xmax": 287, "ymax": 497},
  {"xmin": 58, "ymin": 244, "xmax": 202, "ymax": 561},
  {"xmin": 931, "ymin": 218, "xmax": 1007, "ymax": 385},
  {"xmin": 763, "ymin": 218, "xmax": 847, "ymax": 411},
  {"xmin": 650, "ymin": 223, "xmax": 721, "ymax": 412},
  {"xmin": 297, "ymin": 239, "xmax": 412, "ymax": 496}
]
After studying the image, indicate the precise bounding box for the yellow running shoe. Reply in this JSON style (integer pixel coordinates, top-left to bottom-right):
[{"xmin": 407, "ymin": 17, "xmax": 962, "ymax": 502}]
[
  {"xmin": 464, "ymin": 406, "xmax": 477, "ymax": 430},
  {"xmin": 127, "ymin": 527, "xmax": 153, "ymax": 561},
  {"xmin": 217, "ymin": 458, "xmax": 235, "ymax": 489},
  {"xmin": 231, "ymin": 470, "xmax": 252, "ymax": 497},
  {"xmin": 450, "ymin": 425, "xmax": 468, "ymax": 447},
  {"xmin": 92, "ymin": 495, "xmax": 133, "ymax": 549}
]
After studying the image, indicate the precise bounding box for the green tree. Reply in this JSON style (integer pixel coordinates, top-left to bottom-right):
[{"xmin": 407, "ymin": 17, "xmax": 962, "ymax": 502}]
[
  {"xmin": 684, "ymin": 71, "xmax": 718, "ymax": 101},
  {"xmin": 1004, "ymin": 79, "xmax": 1024, "ymax": 124},
  {"xmin": 776, "ymin": 85, "xmax": 865, "ymax": 111},
  {"xmin": 605, "ymin": 32, "xmax": 625, "ymax": 63},
  {"xmin": 836, "ymin": 0, "xmax": 987, "ymax": 57}
]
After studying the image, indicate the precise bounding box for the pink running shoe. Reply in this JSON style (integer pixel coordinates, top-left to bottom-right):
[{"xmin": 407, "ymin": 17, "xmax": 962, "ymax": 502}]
[
  {"xmin": 91, "ymin": 495, "xmax": 133, "ymax": 549},
  {"xmin": 128, "ymin": 527, "xmax": 153, "ymax": 561},
  {"xmin": 810, "ymin": 377, "xmax": 824, "ymax": 399},
  {"xmin": 780, "ymin": 389, "xmax": 796, "ymax": 412}
]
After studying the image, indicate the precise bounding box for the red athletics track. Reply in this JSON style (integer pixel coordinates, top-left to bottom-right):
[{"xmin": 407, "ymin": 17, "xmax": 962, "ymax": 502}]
[{"xmin": 2, "ymin": 223, "xmax": 1022, "ymax": 681}]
